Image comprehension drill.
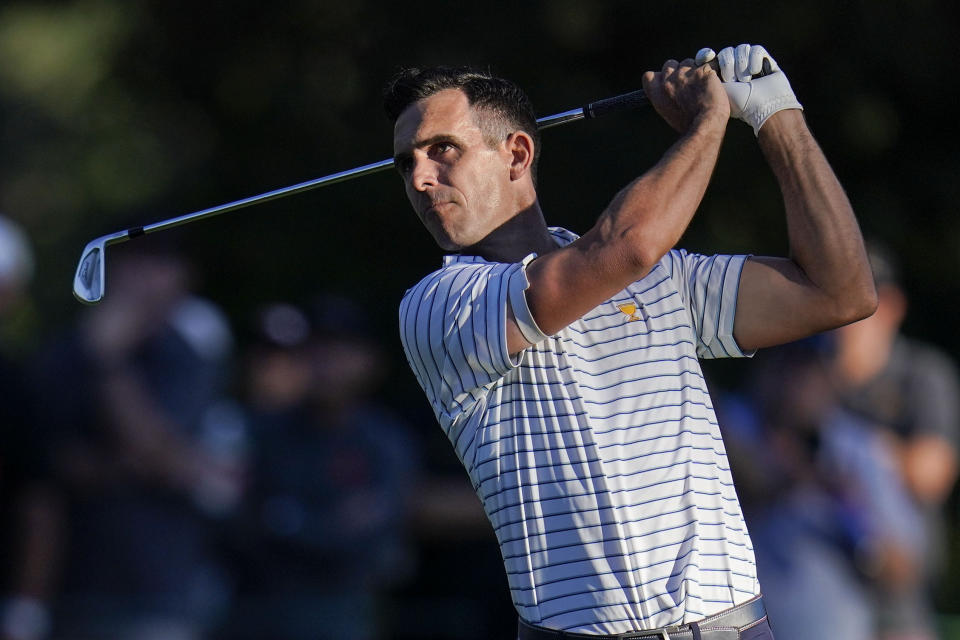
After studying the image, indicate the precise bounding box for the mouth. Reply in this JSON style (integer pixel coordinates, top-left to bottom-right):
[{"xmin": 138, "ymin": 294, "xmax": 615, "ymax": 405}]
[{"xmin": 423, "ymin": 200, "xmax": 454, "ymax": 216}]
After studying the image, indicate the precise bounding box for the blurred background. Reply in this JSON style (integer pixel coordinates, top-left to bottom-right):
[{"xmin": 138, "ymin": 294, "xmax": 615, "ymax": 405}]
[{"xmin": 1, "ymin": 0, "xmax": 959, "ymax": 639}]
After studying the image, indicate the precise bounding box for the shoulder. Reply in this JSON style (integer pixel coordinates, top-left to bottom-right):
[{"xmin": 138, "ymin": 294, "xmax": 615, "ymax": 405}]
[
  {"xmin": 402, "ymin": 260, "xmax": 480, "ymax": 296},
  {"xmin": 399, "ymin": 258, "xmax": 520, "ymax": 310},
  {"xmin": 658, "ymin": 248, "xmax": 687, "ymax": 277},
  {"xmin": 660, "ymin": 249, "xmax": 751, "ymax": 287}
]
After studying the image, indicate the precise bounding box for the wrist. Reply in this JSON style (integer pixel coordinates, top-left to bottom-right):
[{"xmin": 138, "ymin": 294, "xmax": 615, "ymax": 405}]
[
  {"xmin": 689, "ymin": 108, "xmax": 729, "ymax": 138},
  {"xmin": 757, "ymin": 109, "xmax": 812, "ymax": 153},
  {"xmin": 757, "ymin": 107, "xmax": 805, "ymax": 136}
]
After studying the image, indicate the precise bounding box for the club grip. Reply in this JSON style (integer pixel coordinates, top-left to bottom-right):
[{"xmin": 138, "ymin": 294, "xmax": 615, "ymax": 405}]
[{"xmin": 582, "ymin": 89, "xmax": 649, "ymax": 120}]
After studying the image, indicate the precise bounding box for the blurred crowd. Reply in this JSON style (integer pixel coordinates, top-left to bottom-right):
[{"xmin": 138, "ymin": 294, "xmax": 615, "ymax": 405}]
[
  {"xmin": 716, "ymin": 244, "xmax": 960, "ymax": 640},
  {"xmin": 0, "ymin": 212, "xmax": 519, "ymax": 640},
  {"xmin": 1, "ymin": 212, "xmax": 959, "ymax": 640},
  {"xmin": 0, "ymin": 214, "xmax": 424, "ymax": 640}
]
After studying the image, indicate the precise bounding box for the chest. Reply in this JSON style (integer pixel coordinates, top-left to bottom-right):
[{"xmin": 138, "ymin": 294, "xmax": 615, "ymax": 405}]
[{"xmin": 558, "ymin": 273, "xmax": 698, "ymax": 376}]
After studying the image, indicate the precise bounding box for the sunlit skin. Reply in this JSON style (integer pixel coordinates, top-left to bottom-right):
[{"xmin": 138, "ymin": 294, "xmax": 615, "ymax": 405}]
[{"xmin": 392, "ymin": 89, "xmax": 538, "ymax": 252}]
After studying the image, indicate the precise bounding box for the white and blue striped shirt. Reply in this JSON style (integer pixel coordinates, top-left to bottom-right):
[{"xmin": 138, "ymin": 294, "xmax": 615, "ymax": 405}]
[{"xmin": 399, "ymin": 228, "xmax": 760, "ymax": 634}]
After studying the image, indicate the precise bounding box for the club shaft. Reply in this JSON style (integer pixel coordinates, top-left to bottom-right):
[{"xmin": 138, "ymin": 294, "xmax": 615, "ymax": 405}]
[
  {"xmin": 136, "ymin": 158, "xmax": 396, "ymax": 238},
  {"xmin": 535, "ymin": 108, "xmax": 586, "ymax": 130},
  {"xmin": 140, "ymin": 117, "xmax": 570, "ymax": 237},
  {"xmin": 117, "ymin": 89, "xmax": 647, "ymax": 241}
]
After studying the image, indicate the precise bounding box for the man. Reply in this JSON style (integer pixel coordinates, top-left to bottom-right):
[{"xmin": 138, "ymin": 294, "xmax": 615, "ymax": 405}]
[
  {"xmin": 226, "ymin": 297, "xmax": 418, "ymax": 640},
  {"xmin": 388, "ymin": 44, "xmax": 877, "ymax": 639},
  {"xmin": 831, "ymin": 243, "xmax": 959, "ymax": 639},
  {"xmin": 35, "ymin": 248, "xmax": 238, "ymax": 640}
]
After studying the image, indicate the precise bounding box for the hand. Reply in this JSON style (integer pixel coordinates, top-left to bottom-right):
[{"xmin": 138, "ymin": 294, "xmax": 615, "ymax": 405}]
[
  {"xmin": 707, "ymin": 44, "xmax": 803, "ymax": 135},
  {"xmin": 642, "ymin": 57, "xmax": 729, "ymax": 134}
]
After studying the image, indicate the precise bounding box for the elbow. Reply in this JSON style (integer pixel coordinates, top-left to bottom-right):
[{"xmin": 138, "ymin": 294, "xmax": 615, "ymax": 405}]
[
  {"xmin": 861, "ymin": 284, "xmax": 880, "ymax": 320},
  {"xmin": 626, "ymin": 247, "xmax": 664, "ymax": 276},
  {"xmin": 835, "ymin": 280, "xmax": 879, "ymax": 326},
  {"xmin": 621, "ymin": 227, "xmax": 671, "ymax": 275}
]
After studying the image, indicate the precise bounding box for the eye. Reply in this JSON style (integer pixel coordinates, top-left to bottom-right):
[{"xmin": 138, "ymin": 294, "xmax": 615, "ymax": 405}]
[{"xmin": 431, "ymin": 141, "xmax": 456, "ymax": 156}]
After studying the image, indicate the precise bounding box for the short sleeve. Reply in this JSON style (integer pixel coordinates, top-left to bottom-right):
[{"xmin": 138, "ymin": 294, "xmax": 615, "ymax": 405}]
[
  {"xmin": 663, "ymin": 249, "xmax": 752, "ymax": 359},
  {"xmin": 399, "ymin": 259, "xmax": 537, "ymax": 429}
]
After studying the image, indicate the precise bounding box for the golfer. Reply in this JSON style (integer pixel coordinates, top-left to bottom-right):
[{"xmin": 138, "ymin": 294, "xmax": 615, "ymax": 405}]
[{"xmin": 389, "ymin": 44, "xmax": 876, "ymax": 639}]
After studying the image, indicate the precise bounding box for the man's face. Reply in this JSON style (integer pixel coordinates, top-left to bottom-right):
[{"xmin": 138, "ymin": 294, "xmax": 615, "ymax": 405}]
[{"xmin": 393, "ymin": 89, "xmax": 514, "ymax": 251}]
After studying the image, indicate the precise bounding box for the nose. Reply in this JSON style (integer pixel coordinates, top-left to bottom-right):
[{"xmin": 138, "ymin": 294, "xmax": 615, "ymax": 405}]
[{"xmin": 410, "ymin": 155, "xmax": 438, "ymax": 192}]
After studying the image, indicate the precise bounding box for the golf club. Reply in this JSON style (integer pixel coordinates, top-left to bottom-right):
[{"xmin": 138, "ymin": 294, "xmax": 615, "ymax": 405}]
[{"xmin": 72, "ymin": 87, "xmax": 651, "ymax": 304}]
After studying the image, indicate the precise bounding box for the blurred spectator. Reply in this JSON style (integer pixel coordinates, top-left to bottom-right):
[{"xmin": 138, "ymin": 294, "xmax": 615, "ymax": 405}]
[
  {"xmin": 34, "ymin": 246, "xmax": 241, "ymax": 640},
  {"xmin": 0, "ymin": 215, "xmax": 33, "ymax": 318},
  {"xmin": 830, "ymin": 242, "xmax": 960, "ymax": 639},
  {"xmin": 718, "ymin": 341, "xmax": 925, "ymax": 640},
  {"xmin": 220, "ymin": 296, "xmax": 418, "ymax": 640},
  {"xmin": 0, "ymin": 215, "xmax": 61, "ymax": 640}
]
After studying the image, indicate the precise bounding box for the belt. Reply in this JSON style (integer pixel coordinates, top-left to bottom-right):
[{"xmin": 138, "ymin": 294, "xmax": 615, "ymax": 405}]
[{"xmin": 517, "ymin": 595, "xmax": 767, "ymax": 640}]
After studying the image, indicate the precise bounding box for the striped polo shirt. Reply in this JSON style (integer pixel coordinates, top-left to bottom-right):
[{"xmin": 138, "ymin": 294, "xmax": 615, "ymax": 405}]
[{"xmin": 399, "ymin": 228, "xmax": 759, "ymax": 634}]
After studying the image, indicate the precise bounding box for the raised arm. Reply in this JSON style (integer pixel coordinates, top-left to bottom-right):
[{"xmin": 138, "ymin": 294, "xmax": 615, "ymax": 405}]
[
  {"xmin": 733, "ymin": 111, "xmax": 878, "ymax": 350},
  {"xmin": 709, "ymin": 44, "xmax": 877, "ymax": 351},
  {"xmin": 510, "ymin": 58, "xmax": 730, "ymax": 354}
]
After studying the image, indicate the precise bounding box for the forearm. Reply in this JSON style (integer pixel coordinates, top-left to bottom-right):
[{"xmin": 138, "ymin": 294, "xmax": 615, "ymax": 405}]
[
  {"xmin": 599, "ymin": 111, "xmax": 727, "ymax": 270},
  {"xmin": 759, "ymin": 110, "xmax": 877, "ymax": 322}
]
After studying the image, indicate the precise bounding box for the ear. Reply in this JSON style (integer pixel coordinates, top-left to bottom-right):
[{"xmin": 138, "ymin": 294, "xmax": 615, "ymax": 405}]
[{"xmin": 506, "ymin": 131, "xmax": 535, "ymax": 181}]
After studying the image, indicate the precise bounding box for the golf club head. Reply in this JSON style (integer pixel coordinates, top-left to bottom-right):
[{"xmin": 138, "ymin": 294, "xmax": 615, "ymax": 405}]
[
  {"xmin": 72, "ymin": 238, "xmax": 106, "ymax": 304},
  {"xmin": 72, "ymin": 231, "xmax": 128, "ymax": 304}
]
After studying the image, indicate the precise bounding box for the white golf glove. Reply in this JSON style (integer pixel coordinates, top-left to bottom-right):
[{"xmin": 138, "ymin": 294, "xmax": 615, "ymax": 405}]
[{"xmin": 699, "ymin": 44, "xmax": 803, "ymax": 135}]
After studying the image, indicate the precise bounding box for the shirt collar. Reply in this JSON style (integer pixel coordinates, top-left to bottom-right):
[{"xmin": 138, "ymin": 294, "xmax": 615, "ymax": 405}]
[{"xmin": 441, "ymin": 227, "xmax": 579, "ymax": 266}]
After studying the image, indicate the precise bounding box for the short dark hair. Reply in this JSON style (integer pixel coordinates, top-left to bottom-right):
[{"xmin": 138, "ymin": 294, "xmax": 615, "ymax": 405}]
[{"xmin": 383, "ymin": 66, "xmax": 541, "ymax": 181}]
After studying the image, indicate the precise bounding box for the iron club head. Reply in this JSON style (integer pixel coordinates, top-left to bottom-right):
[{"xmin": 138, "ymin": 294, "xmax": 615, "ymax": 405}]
[{"xmin": 72, "ymin": 231, "xmax": 130, "ymax": 304}]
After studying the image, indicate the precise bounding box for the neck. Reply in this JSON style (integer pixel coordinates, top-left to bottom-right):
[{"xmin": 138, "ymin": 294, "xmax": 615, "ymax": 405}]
[{"xmin": 461, "ymin": 200, "xmax": 556, "ymax": 263}]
